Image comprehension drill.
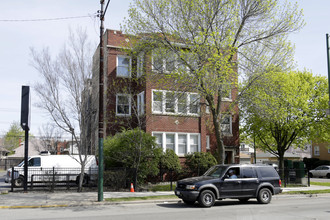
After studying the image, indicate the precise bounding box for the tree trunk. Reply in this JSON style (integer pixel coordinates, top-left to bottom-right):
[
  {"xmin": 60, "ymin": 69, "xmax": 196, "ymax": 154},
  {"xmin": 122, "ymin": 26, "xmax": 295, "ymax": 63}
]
[{"xmin": 211, "ymin": 109, "xmax": 224, "ymax": 164}]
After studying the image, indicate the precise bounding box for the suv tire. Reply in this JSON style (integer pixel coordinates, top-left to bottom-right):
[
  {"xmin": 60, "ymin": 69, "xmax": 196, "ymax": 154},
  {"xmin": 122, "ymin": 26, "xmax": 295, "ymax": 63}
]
[
  {"xmin": 198, "ymin": 190, "xmax": 215, "ymax": 207},
  {"xmin": 257, "ymin": 188, "xmax": 272, "ymax": 204}
]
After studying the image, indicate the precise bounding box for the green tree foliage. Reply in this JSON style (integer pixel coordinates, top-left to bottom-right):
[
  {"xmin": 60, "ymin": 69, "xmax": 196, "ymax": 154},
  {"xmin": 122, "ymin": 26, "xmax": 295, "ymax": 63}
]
[
  {"xmin": 3, "ymin": 122, "xmax": 25, "ymax": 152},
  {"xmin": 104, "ymin": 128, "xmax": 159, "ymax": 183},
  {"xmin": 158, "ymin": 149, "xmax": 182, "ymax": 173},
  {"xmin": 240, "ymin": 69, "xmax": 329, "ymax": 176},
  {"xmin": 185, "ymin": 152, "xmax": 217, "ymax": 175},
  {"xmin": 123, "ymin": 0, "xmax": 304, "ymax": 164}
]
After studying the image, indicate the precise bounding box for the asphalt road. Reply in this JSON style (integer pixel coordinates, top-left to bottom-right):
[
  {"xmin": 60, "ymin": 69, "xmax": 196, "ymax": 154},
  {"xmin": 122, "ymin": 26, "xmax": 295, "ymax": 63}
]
[{"xmin": 0, "ymin": 194, "xmax": 329, "ymax": 220}]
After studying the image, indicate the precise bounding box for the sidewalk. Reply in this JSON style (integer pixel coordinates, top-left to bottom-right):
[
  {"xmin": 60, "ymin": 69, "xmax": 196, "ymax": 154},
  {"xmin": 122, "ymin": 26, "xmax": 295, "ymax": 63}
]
[{"xmin": 0, "ymin": 185, "xmax": 330, "ymax": 209}]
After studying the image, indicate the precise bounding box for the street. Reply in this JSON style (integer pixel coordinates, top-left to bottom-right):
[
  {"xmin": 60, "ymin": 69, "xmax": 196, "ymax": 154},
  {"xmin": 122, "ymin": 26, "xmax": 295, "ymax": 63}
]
[{"xmin": 0, "ymin": 195, "xmax": 330, "ymax": 220}]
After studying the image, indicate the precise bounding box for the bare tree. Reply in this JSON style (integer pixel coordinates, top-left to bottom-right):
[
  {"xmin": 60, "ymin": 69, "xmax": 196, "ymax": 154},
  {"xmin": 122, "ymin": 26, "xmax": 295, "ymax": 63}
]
[
  {"xmin": 30, "ymin": 27, "xmax": 94, "ymax": 191},
  {"xmin": 33, "ymin": 123, "xmax": 63, "ymax": 154}
]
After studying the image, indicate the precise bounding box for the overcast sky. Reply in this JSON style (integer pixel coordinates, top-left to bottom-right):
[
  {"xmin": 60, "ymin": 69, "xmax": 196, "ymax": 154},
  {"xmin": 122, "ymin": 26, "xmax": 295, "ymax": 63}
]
[{"xmin": 0, "ymin": 0, "xmax": 329, "ymax": 138}]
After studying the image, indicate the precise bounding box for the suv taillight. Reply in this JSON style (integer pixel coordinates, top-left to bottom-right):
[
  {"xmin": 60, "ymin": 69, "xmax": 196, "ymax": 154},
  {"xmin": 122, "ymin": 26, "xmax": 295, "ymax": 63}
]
[{"xmin": 279, "ymin": 179, "xmax": 282, "ymax": 187}]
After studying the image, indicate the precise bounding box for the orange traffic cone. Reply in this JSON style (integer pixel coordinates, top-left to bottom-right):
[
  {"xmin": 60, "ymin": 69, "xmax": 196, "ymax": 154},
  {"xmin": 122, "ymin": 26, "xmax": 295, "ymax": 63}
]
[{"xmin": 130, "ymin": 183, "xmax": 135, "ymax": 192}]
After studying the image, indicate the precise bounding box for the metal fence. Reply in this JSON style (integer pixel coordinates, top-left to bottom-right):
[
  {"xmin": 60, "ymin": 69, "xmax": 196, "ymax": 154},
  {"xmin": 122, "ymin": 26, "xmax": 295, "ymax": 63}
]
[
  {"xmin": 9, "ymin": 167, "xmax": 98, "ymax": 191},
  {"xmin": 7, "ymin": 166, "xmax": 311, "ymax": 192},
  {"xmin": 279, "ymin": 168, "xmax": 310, "ymax": 187}
]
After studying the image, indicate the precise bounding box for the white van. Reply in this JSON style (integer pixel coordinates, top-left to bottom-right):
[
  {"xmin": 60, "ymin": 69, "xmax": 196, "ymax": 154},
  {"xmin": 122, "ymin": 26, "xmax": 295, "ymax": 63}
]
[{"xmin": 5, "ymin": 154, "xmax": 98, "ymax": 187}]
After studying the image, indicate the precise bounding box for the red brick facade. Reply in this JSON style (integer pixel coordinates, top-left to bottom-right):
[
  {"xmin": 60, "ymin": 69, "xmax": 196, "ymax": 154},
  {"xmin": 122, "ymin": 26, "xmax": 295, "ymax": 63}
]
[{"xmin": 97, "ymin": 29, "xmax": 240, "ymax": 164}]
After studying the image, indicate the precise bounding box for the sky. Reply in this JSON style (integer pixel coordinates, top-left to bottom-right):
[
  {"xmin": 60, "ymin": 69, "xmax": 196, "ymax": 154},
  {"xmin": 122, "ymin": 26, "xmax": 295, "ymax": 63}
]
[{"xmin": 0, "ymin": 0, "xmax": 329, "ymax": 139}]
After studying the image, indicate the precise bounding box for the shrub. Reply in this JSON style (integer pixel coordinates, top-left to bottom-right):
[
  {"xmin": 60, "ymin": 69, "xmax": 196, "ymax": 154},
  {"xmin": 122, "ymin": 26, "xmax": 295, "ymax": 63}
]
[{"xmin": 184, "ymin": 152, "xmax": 217, "ymax": 176}]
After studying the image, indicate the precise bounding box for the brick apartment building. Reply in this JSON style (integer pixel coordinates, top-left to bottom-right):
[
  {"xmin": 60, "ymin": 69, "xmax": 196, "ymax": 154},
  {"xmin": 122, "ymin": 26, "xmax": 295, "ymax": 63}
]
[{"xmin": 84, "ymin": 29, "xmax": 240, "ymax": 164}]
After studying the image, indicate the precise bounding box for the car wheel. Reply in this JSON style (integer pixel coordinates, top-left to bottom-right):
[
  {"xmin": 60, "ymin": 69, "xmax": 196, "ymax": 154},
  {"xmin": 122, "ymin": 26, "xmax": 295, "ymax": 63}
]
[
  {"xmin": 198, "ymin": 190, "xmax": 215, "ymax": 208},
  {"xmin": 257, "ymin": 188, "xmax": 272, "ymax": 204},
  {"xmin": 14, "ymin": 176, "xmax": 24, "ymax": 188},
  {"xmin": 326, "ymin": 173, "xmax": 330, "ymax": 179},
  {"xmin": 182, "ymin": 200, "xmax": 195, "ymax": 205},
  {"xmin": 308, "ymin": 173, "xmax": 313, "ymax": 178},
  {"xmin": 239, "ymin": 198, "xmax": 250, "ymax": 203}
]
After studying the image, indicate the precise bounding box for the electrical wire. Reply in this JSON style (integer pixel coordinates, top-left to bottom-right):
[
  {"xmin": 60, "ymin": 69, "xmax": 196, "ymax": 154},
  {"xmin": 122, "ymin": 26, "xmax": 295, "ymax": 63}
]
[{"xmin": 0, "ymin": 14, "xmax": 97, "ymax": 22}]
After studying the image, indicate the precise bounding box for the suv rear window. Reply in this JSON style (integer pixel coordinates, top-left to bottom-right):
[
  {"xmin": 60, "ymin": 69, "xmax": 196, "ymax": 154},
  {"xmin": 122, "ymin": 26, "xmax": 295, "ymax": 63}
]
[{"xmin": 258, "ymin": 167, "xmax": 278, "ymax": 178}]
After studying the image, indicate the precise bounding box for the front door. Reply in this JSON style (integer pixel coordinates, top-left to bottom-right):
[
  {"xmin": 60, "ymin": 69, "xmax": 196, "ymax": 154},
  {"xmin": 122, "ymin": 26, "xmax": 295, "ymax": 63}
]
[{"xmin": 219, "ymin": 167, "xmax": 241, "ymax": 198}]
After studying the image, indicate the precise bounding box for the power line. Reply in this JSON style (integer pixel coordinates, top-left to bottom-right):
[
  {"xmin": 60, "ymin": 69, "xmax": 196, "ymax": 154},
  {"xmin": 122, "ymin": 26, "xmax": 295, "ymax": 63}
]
[{"xmin": 0, "ymin": 14, "xmax": 96, "ymax": 22}]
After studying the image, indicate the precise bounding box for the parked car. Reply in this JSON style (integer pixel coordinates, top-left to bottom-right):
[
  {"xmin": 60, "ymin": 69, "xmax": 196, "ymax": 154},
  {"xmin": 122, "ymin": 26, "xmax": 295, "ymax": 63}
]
[
  {"xmin": 175, "ymin": 164, "xmax": 282, "ymax": 207},
  {"xmin": 5, "ymin": 154, "xmax": 98, "ymax": 187},
  {"xmin": 308, "ymin": 165, "xmax": 330, "ymax": 178}
]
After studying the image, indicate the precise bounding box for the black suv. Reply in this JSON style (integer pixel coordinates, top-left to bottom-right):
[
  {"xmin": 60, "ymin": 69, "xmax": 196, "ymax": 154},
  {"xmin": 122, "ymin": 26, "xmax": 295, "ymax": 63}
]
[{"xmin": 175, "ymin": 164, "xmax": 282, "ymax": 207}]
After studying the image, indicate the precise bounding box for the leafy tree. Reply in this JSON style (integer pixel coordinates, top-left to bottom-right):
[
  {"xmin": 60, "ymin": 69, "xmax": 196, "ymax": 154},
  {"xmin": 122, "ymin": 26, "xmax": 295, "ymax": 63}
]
[
  {"xmin": 104, "ymin": 128, "xmax": 159, "ymax": 184},
  {"xmin": 122, "ymin": 0, "xmax": 304, "ymax": 163},
  {"xmin": 158, "ymin": 149, "xmax": 182, "ymax": 174},
  {"xmin": 185, "ymin": 152, "xmax": 217, "ymax": 176},
  {"xmin": 240, "ymin": 69, "xmax": 329, "ymax": 177},
  {"xmin": 3, "ymin": 122, "xmax": 25, "ymax": 152}
]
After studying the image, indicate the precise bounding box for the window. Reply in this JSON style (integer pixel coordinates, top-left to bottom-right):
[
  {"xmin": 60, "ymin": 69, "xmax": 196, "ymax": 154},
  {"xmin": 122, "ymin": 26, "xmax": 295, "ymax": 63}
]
[
  {"xmin": 178, "ymin": 134, "xmax": 187, "ymax": 154},
  {"xmin": 116, "ymin": 94, "xmax": 131, "ymax": 116},
  {"xmin": 137, "ymin": 52, "xmax": 144, "ymax": 77},
  {"xmin": 242, "ymin": 167, "xmax": 257, "ymax": 178},
  {"xmin": 152, "ymin": 132, "xmax": 200, "ymax": 155},
  {"xmin": 152, "ymin": 90, "xmax": 199, "ymax": 115},
  {"xmin": 137, "ymin": 92, "xmax": 144, "ymax": 115},
  {"xmin": 206, "ymin": 135, "xmax": 210, "ymax": 150},
  {"xmin": 28, "ymin": 157, "xmax": 41, "ymax": 167},
  {"xmin": 221, "ymin": 83, "xmax": 232, "ymax": 100},
  {"xmin": 166, "ymin": 134, "xmax": 175, "ymax": 151},
  {"xmin": 165, "ymin": 92, "xmax": 175, "ymax": 113},
  {"xmin": 177, "ymin": 93, "xmax": 187, "ymax": 114},
  {"xmin": 189, "ymin": 94, "xmax": 199, "ymax": 114},
  {"xmin": 152, "ymin": 91, "xmax": 163, "ymax": 113},
  {"xmin": 258, "ymin": 167, "xmax": 278, "ymax": 178},
  {"xmin": 152, "ymin": 49, "xmax": 188, "ymax": 73},
  {"xmin": 190, "ymin": 135, "xmax": 199, "ymax": 153},
  {"xmin": 314, "ymin": 146, "xmax": 320, "ymax": 156},
  {"xmin": 117, "ymin": 55, "xmax": 131, "ymax": 77},
  {"xmin": 221, "ymin": 115, "xmax": 232, "ymax": 135},
  {"xmin": 154, "ymin": 133, "xmax": 163, "ymax": 148},
  {"xmin": 328, "ymin": 146, "xmax": 330, "ymax": 154}
]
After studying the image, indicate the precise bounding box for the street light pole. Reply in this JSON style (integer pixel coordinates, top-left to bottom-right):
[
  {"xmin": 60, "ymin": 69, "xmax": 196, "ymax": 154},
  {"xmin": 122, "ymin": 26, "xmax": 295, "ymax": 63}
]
[
  {"xmin": 326, "ymin": 34, "xmax": 330, "ymax": 115},
  {"xmin": 98, "ymin": 0, "xmax": 111, "ymax": 202}
]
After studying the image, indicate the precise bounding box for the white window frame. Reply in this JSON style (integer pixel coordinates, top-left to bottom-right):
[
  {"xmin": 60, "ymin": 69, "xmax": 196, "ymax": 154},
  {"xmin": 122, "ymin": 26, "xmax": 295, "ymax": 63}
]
[
  {"xmin": 137, "ymin": 52, "xmax": 144, "ymax": 78},
  {"xmin": 314, "ymin": 146, "xmax": 320, "ymax": 156},
  {"xmin": 206, "ymin": 135, "xmax": 210, "ymax": 150},
  {"xmin": 116, "ymin": 55, "xmax": 131, "ymax": 78},
  {"xmin": 151, "ymin": 90, "xmax": 199, "ymax": 116},
  {"xmin": 222, "ymin": 83, "xmax": 232, "ymax": 101},
  {"xmin": 152, "ymin": 132, "xmax": 201, "ymax": 156},
  {"xmin": 116, "ymin": 94, "xmax": 131, "ymax": 116},
  {"xmin": 137, "ymin": 92, "xmax": 145, "ymax": 116},
  {"xmin": 221, "ymin": 115, "xmax": 232, "ymax": 135}
]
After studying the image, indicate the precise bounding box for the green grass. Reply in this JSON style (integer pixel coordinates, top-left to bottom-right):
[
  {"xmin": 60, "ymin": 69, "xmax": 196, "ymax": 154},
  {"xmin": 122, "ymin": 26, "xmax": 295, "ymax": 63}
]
[
  {"xmin": 310, "ymin": 182, "xmax": 330, "ymax": 187},
  {"xmin": 105, "ymin": 195, "xmax": 177, "ymax": 202},
  {"xmin": 283, "ymin": 189, "xmax": 330, "ymax": 194}
]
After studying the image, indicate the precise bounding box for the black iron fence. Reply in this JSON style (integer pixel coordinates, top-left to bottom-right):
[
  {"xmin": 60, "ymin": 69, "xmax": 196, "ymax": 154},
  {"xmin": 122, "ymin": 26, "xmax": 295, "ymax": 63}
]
[
  {"xmin": 279, "ymin": 168, "xmax": 310, "ymax": 187},
  {"xmin": 9, "ymin": 167, "xmax": 98, "ymax": 192},
  {"xmin": 7, "ymin": 166, "xmax": 311, "ymax": 192}
]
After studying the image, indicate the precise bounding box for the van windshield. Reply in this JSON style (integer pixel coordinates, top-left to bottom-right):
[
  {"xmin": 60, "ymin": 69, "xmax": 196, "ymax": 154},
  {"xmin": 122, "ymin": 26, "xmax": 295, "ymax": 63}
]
[
  {"xmin": 17, "ymin": 157, "xmax": 31, "ymax": 167},
  {"xmin": 203, "ymin": 165, "xmax": 228, "ymax": 178}
]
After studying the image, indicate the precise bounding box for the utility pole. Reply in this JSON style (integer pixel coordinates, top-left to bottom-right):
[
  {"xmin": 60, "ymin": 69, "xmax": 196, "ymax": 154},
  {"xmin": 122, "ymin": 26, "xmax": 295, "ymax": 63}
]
[
  {"xmin": 326, "ymin": 34, "xmax": 330, "ymax": 115},
  {"xmin": 98, "ymin": 0, "xmax": 111, "ymax": 202}
]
